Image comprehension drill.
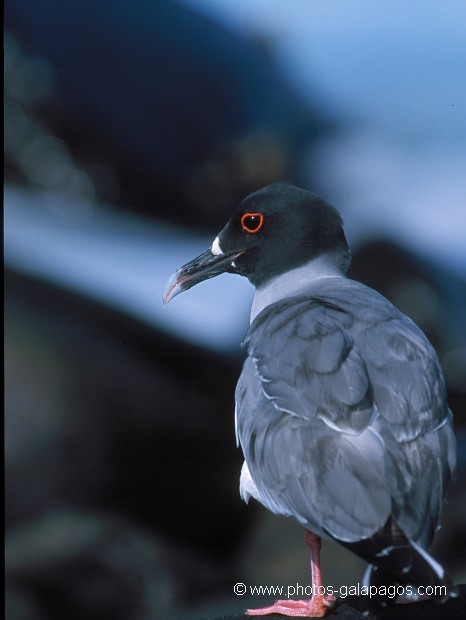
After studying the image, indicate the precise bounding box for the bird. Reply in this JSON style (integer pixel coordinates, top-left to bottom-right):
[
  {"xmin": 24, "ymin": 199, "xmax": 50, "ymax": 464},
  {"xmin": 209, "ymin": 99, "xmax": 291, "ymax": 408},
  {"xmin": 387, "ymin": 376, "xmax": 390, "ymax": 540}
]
[{"xmin": 163, "ymin": 182, "xmax": 457, "ymax": 617}]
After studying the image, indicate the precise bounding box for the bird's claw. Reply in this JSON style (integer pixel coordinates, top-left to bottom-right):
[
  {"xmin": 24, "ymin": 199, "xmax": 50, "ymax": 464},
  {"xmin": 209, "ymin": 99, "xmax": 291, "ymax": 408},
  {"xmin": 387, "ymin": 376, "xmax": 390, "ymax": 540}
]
[{"xmin": 247, "ymin": 595, "xmax": 336, "ymax": 617}]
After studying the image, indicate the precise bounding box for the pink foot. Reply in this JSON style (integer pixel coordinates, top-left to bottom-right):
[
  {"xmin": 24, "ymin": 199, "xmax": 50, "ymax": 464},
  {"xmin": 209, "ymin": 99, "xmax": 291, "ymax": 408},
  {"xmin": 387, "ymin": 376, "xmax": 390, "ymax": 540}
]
[{"xmin": 246, "ymin": 594, "xmax": 336, "ymax": 617}]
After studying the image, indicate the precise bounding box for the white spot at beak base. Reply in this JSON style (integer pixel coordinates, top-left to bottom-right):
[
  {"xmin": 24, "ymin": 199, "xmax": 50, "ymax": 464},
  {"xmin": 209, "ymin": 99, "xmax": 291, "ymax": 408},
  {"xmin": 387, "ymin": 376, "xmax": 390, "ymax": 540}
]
[{"xmin": 211, "ymin": 236, "xmax": 224, "ymax": 256}]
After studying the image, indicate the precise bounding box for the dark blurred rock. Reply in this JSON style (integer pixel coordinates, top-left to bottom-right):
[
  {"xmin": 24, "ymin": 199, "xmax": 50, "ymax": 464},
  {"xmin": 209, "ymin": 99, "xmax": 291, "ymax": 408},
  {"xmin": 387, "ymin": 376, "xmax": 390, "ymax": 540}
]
[
  {"xmin": 5, "ymin": 510, "xmax": 176, "ymax": 620},
  {"xmin": 5, "ymin": 269, "xmax": 252, "ymax": 612},
  {"xmin": 4, "ymin": 0, "xmax": 334, "ymax": 230}
]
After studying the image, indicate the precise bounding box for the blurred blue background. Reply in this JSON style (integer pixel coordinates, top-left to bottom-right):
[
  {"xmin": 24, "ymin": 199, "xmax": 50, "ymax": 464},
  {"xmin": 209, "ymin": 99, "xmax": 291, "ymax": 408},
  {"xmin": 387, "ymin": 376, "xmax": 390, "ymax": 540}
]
[{"xmin": 5, "ymin": 1, "xmax": 466, "ymax": 619}]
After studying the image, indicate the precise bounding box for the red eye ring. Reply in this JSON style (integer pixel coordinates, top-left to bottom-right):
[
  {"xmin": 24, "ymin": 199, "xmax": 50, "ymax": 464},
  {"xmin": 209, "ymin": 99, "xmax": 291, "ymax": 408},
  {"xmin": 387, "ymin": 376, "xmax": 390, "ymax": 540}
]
[{"xmin": 240, "ymin": 212, "xmax": 264, "ymax": 234}]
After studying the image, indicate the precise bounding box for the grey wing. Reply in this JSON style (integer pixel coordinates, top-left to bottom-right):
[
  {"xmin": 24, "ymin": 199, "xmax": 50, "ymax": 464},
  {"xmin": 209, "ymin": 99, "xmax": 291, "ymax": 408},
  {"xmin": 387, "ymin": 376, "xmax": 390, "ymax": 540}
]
[
  {"xmin": 236, "ymin": 284, "xmax": 456, "ymax": 545},
  {"xmin": 359, "ymin": 314, "xmax": 456, "ymax": 544}
]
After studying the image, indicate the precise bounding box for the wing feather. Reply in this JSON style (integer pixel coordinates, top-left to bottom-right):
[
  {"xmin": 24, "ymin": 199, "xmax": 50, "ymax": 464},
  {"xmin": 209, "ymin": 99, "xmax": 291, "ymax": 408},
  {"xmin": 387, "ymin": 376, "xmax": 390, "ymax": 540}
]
[{"xmin": 236, "ymin": 278, "xmax": 456, "ymax": 545}]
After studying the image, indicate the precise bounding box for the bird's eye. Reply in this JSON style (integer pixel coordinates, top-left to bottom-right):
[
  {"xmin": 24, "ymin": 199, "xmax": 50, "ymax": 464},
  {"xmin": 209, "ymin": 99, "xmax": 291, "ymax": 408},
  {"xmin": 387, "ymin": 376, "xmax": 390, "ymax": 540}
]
[{"xmin": 240, "ymin": 212, "xmax": 264, "ymax": 234}]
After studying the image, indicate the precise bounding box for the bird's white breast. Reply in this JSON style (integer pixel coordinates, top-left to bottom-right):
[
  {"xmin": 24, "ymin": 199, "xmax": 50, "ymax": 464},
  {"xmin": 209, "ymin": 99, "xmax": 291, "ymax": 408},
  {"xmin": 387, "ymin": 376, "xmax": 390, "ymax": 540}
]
[{"xmin": 239, "ymin": 461, "xmax": 263, "ymax": 504}]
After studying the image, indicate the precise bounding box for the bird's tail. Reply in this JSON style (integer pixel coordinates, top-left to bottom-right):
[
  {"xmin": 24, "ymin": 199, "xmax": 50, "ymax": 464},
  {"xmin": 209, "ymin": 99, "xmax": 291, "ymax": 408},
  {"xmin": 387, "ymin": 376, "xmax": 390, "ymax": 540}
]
[{"xmin": 338, "ymin": 517, "xmax": 457, "ymax": 603}]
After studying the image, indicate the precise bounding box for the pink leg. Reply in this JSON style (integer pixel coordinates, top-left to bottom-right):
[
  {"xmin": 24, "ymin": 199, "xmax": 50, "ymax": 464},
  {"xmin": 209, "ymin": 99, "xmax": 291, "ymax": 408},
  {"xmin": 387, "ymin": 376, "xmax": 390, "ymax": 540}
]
[{"xmin": 246, "ymin": 530, "xmax": 336, "ymax": 617}]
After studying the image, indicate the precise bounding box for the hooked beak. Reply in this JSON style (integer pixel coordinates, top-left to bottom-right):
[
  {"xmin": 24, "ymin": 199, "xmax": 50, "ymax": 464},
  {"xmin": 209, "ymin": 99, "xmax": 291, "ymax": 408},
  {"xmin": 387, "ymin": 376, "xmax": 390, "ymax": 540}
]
[{"xmin": 163, "ymin": 247, "xmax": 244, "ymax": 305}]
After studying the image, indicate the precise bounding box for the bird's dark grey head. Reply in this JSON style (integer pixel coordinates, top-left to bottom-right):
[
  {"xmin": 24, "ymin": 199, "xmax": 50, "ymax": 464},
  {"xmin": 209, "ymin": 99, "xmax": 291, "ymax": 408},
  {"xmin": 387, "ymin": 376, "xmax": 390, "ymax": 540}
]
[
  {"xmin": 164, "ymin": 182, "xmax": 351, "ymax": 303},
  {"xmin": 217, "ymin": 182, "xmax": 351, "ymax": 286}
]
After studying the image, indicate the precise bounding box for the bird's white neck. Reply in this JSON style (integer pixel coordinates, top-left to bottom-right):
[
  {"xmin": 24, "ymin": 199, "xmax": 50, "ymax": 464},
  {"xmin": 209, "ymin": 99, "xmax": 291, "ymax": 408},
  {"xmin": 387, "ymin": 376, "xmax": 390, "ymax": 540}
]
[{"xmin": 250, "ymin": 253, "xmax": 345, "ymax": 322}]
